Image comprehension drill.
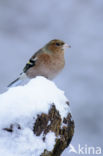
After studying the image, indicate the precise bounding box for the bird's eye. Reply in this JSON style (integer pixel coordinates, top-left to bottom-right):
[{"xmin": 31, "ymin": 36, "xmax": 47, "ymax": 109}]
[{"xmin": 56, "ymin": 43, "xmax": 60, "ymax": 46}]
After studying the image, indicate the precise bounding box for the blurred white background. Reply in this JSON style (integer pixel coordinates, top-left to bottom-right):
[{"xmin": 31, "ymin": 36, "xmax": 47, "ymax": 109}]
[{"xmin": 0, "ymin": 0, "xmax": 103, "ymax": 155}]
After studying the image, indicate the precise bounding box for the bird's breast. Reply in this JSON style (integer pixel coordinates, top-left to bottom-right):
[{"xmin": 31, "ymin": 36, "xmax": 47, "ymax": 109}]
[
  {"xmin": 26, "ymin": 53, "xmax": 65, "ymax": 79},
  {"xmin": 40, "ymin": 54, "xmax": 65, "ymax": 79}
]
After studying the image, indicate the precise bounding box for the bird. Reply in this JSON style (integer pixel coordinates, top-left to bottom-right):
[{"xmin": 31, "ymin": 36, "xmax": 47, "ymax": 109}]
[{"xmin": 8, "ymin": 39, "xmax": 71, "ymax": 87}]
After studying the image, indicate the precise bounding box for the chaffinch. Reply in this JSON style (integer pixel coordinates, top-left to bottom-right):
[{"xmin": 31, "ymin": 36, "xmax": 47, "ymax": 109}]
[{"xmin": 8, "ymin": 39, "xmax": 70, "ymax": 87}]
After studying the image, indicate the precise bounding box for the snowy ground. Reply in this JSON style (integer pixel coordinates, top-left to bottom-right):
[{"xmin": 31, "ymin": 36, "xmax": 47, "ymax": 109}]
[{"xmin": 0, "ymin": 0, "xmax": 103, "ymax": 155}]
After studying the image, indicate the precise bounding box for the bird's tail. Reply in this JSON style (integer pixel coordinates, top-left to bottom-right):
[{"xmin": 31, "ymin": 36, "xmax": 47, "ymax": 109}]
[
  {"xmin": 8, "ymin": 73, "xmax": 29, "ymax": 88},
  {"xmin": 8, "ymin": 77, "xmax": 22, "ymax": 87}
]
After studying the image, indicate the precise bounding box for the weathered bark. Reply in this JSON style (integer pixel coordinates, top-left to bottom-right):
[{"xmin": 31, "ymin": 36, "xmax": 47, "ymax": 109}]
[
  {"xmin": 34, "ymin": 104, "xmax": 74, "ymax": 156},
  {"xmin": 3, "ymin": 103, "xmax": 74, "ymax": 156}
]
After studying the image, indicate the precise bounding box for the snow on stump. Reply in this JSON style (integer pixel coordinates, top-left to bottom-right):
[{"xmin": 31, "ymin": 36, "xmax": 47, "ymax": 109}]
[{"xmin": 0, "ymin": 77, "xmax": 74, "ymax": 156}]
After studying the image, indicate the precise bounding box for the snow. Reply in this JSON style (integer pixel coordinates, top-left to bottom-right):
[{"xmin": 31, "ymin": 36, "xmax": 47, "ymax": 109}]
[{"xmin": 0, "ymin": 76, "xmax": 70, "ymax": 156}]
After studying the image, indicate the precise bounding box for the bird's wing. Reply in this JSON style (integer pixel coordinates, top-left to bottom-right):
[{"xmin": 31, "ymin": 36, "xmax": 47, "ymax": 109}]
[{"xmin": 23, "ymin": 49, "xmax": 42, "ymax": 73}]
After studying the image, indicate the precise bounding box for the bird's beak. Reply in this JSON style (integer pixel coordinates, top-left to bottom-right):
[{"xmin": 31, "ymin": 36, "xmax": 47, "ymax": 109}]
[
  {"xmin": 65, "ymin": 43, "xmax": 71, "ymax": 48},
  {"xmin": 63, "ymin": 43, "xmax": 71, "ymax": 49}
]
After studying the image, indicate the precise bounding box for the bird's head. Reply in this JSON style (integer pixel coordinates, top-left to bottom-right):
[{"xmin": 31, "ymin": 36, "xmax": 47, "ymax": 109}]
[{"xmin": 45, "ymin": 39, "xmax": 71, "ymax": 53}]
